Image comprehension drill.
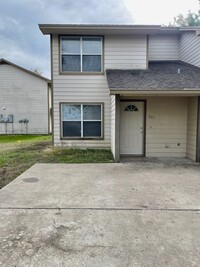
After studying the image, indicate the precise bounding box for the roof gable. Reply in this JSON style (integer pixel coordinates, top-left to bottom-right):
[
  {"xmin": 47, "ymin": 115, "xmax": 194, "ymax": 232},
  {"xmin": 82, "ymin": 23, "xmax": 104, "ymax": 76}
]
[{"xmin": 0, "ymin": 58, "xmax": 50, "ymax": 83}]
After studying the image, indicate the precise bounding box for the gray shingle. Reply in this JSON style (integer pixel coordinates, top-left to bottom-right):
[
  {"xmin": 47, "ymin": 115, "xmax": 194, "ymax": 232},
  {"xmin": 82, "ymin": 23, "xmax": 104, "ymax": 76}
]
[{"xmin": 106, "ymin": 61, "xmax": 200, "ymax": 90}]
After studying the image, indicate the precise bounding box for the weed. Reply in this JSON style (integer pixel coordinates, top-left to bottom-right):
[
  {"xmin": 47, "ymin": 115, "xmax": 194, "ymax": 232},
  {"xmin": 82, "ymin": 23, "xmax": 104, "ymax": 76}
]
[{"xmin": 0, "ymin": 135, "xmax": 113, "ymax": 189}]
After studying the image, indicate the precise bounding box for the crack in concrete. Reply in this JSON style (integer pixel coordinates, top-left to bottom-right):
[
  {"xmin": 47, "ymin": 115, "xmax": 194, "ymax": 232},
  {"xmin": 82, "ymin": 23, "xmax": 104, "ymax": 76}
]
[{"xmin": 0, "ymin": 207, "xmax": 200, "ymax": 212}]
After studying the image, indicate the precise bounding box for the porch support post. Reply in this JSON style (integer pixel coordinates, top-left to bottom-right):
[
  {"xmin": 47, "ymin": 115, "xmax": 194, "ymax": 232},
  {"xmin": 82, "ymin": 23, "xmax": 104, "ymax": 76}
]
[
  {"xmin": 196, "ymin": 96, "xmax": 200, "ymax": 162},
  {"xmin": 115, "ymin": 94, "xmax": 120, "ymax": 162}
]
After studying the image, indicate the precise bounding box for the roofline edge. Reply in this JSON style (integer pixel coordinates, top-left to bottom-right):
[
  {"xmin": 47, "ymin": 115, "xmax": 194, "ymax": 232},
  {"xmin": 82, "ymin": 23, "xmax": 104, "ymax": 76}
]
[{"xmin": 0, "ymin": 58, "xmax": 51, "ymax": 83}]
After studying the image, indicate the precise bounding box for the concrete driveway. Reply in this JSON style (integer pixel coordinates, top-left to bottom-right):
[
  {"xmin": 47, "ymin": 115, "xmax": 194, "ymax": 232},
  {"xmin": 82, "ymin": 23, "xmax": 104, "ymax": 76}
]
[{"xmin": 0, "ymin": 160, "xmax": 200, "ymax": 266}]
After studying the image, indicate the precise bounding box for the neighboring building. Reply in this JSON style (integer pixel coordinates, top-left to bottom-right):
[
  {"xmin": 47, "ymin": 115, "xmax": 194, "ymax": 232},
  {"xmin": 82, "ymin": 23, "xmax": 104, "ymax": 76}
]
[
  {"xmin": 39, "ymin": 24, "xmax": 200, "ymax": 162},
  {"xmin": 0, "ymin": 59, "xmax": 51, "ymax": 134}
]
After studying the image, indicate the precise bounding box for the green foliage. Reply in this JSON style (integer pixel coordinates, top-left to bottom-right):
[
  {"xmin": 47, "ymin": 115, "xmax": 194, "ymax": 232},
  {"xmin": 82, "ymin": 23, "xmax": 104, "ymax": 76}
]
[
  {"xmin": 0, "ymin": 134, "xmax": 51, "ymax": 143},
  {"xmin": 172, "ymin": 11, "xmax": 200, "ymax": 26},
  {"xmin": 0, "ymin": 135, "xmax": 114, "ymax": 189},
  {"xmin": 169, "ymin": 1, "xmax": 200, "ymax": 26}
]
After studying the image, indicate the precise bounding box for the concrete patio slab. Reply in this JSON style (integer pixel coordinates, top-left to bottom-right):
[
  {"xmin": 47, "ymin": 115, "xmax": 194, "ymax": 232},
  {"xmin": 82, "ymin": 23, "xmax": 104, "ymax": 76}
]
[
  {"xmin": 0, "ymin": 161, "xmax": 200, "ymax": 266},
  {"xmin": 1, "ymin": 209, "xmax": 200, "ymax": 267},
  {"xmin": 0, "ymin": 162, "xmax": 199, "ymax": 209}
]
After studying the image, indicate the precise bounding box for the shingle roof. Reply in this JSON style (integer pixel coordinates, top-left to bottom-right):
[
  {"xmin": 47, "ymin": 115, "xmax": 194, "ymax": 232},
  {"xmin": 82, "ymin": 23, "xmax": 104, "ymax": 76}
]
[{"xmin": 106, "ymin": 61, "xmax": 200, "ymax": 91}]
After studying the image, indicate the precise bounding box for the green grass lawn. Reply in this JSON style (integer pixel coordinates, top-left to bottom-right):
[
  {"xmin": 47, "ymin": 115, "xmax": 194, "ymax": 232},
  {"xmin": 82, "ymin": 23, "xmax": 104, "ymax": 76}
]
[
  {"xmin": 0, "ymin": 135, "xmax": 114, "ymax": 189},
  {"xmin": 0, "ymin": 134, "xmax": 50, "ymax": 143}
]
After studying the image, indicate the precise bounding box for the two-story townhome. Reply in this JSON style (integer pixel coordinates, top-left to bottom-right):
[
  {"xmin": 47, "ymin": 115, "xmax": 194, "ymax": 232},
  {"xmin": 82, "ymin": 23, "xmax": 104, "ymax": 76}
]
[{"xmin": 39, "ymin": 24, "xmax": 200, "ymax": 162}]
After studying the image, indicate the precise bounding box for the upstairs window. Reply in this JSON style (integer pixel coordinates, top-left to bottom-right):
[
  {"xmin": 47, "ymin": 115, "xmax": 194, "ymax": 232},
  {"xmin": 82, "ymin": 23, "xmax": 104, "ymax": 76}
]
[{"xmin": 61, "ymin": 36, "xmax": 103, "ymax": 73}]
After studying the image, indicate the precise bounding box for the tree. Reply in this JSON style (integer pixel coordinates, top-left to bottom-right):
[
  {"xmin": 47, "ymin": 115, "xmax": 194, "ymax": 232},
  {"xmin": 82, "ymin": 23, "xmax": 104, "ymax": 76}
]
[
  {"xmin": 172, "ymin": 11, "xmax": 200, "ymax": 26},
  {"xmin": 169, "ymin": 0, "xmax": 200, "ymax": 26},
  {"xmin": 30, "ymin": 68, "xmax": 42, "ymax": 75}
]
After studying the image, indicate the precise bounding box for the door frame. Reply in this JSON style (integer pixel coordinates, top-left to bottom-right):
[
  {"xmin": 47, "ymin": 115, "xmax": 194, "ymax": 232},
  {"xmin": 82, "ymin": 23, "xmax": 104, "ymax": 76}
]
[
  {"xmin": 120, "ymin": 99, "xmax": 147, "ymax": 157},
  {"xmin": 196, "ymin": 96, "xmax": 200, "ymax": 162}
]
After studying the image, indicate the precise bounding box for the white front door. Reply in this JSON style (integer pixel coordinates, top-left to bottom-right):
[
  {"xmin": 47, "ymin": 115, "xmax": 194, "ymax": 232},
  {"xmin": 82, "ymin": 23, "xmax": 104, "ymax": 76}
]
[{"xmin": 120, "ymin": 101, "xmax": 144, "ymax": 155}]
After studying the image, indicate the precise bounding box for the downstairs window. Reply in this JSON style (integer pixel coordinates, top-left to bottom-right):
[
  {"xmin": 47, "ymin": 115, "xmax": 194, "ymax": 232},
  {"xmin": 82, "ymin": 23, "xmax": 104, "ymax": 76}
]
[{"xmin": 61, "ymin": 103, "xmax": 103, "ymax": 138}]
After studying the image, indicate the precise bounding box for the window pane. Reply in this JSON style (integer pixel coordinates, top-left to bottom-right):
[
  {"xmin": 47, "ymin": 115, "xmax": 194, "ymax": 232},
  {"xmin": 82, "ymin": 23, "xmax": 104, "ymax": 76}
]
[
  {"xmin": 62, "ymin": 55, "xmax": 80, "ymax": 72},
  {"xmin": 124, "ymin": 105, "xmax": 138, "ymax": 112},
  {"xmin": 63, "ymin": 121, "xmax": 81, "ymax": 137},
  {"xmin": 62, "ymin": 105, "xmax": 81, "ymax": 120},
  {"xmin": 83, "ymin": 105, "xmax": 101, "ymax": 120},
  {"xmin": 83, "ymin": 121, "xmax": 101, "ymax": 137},
  {"xmin": 82, "ymin": 55, "xmax": 101, "ymax": 72},
  {"xmin": 61, "ymin": 38, "xmax": 80, "ymax": 54},
  {"xmin": 82, "ymin": 37, "xmax": 102, "ymax": 54}
]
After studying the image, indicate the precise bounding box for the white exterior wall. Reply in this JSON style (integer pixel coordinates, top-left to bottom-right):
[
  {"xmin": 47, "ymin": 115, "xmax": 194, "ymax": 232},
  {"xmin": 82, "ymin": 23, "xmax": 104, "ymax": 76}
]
[
  {"xmin": 148, "ymin": 35, "xmax": 179, "ymax": 61},
  {"xmin": 146, "ymin": 97, "xmax": 187, "ymax": 157},
  {"xmin": 0, "ymin": 64, "xmax": 49, "ymax": 134},
  {"xmin": 110, "ymin": 95, "xmax": 116, "ymax": 156},
  {"xmin": 186, "ymin": 97, "xmax": 198, "ymax": 161},
  {"xmin": 180, "ymin": 32, "xmax": 200, "ymax": 67},
  {"xmin": 105, "ymin": 35, "xmax": 147, "ymax": 69}
]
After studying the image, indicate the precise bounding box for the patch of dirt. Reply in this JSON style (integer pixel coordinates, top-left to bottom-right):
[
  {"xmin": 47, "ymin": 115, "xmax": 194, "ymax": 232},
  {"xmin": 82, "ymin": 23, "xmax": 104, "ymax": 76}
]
[
  {"xmin": 0, "ymin": 141, "xmax": 51, "ymax": 152},
  {"xmin": 0, "ymin": 141, "xmax": 52, "ymax": 189},
  {"xmin": 0, "ymin": 165, "xmax": 23, "ymax": 189}
]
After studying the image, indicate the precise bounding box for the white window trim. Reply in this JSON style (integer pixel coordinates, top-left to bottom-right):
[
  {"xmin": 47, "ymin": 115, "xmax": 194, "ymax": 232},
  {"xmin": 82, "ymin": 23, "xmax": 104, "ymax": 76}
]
[{"xmin": 60, "ymin": 36, "xmax": 103, "ymax": 73}]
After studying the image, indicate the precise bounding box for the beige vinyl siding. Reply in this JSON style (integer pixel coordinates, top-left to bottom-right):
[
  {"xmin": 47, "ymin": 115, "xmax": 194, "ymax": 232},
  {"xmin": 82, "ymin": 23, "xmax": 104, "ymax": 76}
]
[
  {"xmin": 0, "ymin": 64, "xmax": 49, "ymax": 134},
  {"xmin": 146, "ymin": 97, "xmax": 187, "ymax": 157},
  {"xmin": 118, "ymin": 96, "xmax": 199, "ymax": 160},
  {"xmin": 104, "ymin": 35, "xmax": 147, "ymax": 69},
  {"xmin": 148, "ymin": 35, "xmax": 179, "ymax": 61},
  {"xmin": 110, "ymin": 95, "xmax": 116, "ymax": 156},
  {"xmin": 186, "ymin": 97, "xmax": 198, "ymax": 161},
  {"xmin": 180, "ymin": 32, "xmax": 200, "ymax": 67},
  {"xmin": 52, "ymin": 34, "xmax": 111, "ymax": 148}
]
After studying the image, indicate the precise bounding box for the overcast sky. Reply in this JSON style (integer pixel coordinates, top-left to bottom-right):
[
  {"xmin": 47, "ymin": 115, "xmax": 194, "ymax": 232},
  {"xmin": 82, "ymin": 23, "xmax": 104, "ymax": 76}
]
[{"xmin": 0, "ymin": 0, "xmax": 199, "ymax": 78}]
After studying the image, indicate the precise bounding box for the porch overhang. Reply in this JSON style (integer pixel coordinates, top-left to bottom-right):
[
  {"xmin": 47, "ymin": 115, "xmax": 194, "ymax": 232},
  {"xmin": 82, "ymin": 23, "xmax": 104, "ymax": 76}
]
[
  {"xmin": 110, "ymin": 90, "xmax": 200, "ymax": 96},
  {"xmin": 106, "ymin": 61, "xmax": 200, "ymax": 97}
]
